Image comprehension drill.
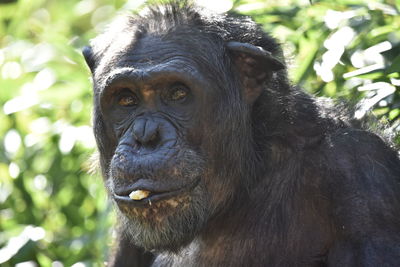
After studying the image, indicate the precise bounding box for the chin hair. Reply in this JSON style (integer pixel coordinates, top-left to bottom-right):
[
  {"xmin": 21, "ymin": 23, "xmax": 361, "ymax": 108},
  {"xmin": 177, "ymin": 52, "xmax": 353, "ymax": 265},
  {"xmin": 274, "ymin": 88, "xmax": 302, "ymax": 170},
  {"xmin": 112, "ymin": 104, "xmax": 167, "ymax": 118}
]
[{"xmin": 117, "ymin": 186, "xmax": 209, "ymax": 252}]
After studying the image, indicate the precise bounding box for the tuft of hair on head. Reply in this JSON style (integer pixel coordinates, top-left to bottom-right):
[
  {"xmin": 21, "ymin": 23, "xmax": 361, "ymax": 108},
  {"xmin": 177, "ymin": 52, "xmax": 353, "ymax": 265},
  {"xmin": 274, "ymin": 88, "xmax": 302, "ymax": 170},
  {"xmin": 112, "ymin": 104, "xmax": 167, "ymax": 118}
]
[
  {"xmin": 145, "ymin": 0, "xmax": 195, "ymax": 9},
  {"xmin": 136, "ymin": 0, "xmax": 205, "ymax": 33}
]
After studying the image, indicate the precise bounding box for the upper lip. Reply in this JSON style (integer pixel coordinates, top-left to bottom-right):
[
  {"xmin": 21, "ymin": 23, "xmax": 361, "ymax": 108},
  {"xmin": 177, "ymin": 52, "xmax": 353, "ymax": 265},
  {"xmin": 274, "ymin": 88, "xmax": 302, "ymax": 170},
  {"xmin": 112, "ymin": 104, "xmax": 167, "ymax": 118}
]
[{"xmin": 113, "ymin": 178, "xmax": 200, "ymax": 206}]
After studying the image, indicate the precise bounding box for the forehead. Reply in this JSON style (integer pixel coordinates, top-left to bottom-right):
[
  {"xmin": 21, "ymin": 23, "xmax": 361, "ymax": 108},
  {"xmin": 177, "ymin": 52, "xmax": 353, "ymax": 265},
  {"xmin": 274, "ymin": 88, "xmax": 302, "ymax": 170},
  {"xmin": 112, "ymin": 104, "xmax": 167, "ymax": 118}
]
[
  {"xmin": 94, "ymin": 29, "xmax": 227, "ymax": 92},
  {"xmin": 96, "ymin": 33, "xmax": 212, "ymax": 77},
  {"xmin": 119, "ymin": 35, "xmax": 193, "ymax": 66}
]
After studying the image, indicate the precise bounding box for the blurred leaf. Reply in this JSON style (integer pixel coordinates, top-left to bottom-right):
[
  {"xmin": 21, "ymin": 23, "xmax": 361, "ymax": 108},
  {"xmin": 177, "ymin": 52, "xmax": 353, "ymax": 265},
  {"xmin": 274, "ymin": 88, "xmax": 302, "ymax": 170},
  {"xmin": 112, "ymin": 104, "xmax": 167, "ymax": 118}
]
[{"xmin": 386, "ymin": 54, "xmax": 400, "ymax": 74}]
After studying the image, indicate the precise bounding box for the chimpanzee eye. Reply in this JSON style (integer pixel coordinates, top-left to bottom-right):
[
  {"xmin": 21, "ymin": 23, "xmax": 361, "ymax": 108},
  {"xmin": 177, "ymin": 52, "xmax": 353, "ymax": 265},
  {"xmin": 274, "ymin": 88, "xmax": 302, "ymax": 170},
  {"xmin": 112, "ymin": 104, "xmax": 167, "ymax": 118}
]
[
  {"xmin": 167, "ymin": 84, "xmax": 189, "ymax": 102},
  {"xmin": 117, "ymin": 91, "xmax": 139, "ymax": 107}
]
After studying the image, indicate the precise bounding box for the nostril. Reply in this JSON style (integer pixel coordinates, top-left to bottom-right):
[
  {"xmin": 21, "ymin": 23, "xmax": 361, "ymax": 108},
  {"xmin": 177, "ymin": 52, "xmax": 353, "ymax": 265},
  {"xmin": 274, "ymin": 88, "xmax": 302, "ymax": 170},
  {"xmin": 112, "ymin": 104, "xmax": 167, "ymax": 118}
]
[
  {"xmin": 148, "ymin": 131, "xmax": 158, "ymax": 142},
  {"xmin": 146, "ymin": 133, "xmax": 160, "ymax": 149},
  {"xmin": 134, "ymin": 139, "xmax": 142, "ymax": 149},
  {"xmin": 134, "ymin": 137, "xmax": 159, "ymax": 151}
]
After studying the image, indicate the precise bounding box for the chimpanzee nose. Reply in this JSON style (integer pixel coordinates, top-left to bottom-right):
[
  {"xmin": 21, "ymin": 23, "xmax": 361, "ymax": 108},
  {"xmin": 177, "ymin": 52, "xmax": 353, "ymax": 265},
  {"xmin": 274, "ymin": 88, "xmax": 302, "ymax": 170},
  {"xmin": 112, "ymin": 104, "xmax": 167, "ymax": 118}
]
[{"xmin": 132, "ymin": 118, "xmax": 159, "ymax": 147}]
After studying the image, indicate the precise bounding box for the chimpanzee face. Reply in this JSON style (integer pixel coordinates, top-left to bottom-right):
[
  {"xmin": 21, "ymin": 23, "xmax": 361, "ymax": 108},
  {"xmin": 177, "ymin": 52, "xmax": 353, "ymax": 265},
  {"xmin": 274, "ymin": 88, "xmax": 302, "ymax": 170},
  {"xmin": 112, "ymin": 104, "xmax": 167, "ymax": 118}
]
[
  {"xmin": 84, "ymin": 18, "xmax": 283, "ymax": 250},
  {"xmin": 90, "ymin": 33, "xmax": 236, "ymax": 251}
]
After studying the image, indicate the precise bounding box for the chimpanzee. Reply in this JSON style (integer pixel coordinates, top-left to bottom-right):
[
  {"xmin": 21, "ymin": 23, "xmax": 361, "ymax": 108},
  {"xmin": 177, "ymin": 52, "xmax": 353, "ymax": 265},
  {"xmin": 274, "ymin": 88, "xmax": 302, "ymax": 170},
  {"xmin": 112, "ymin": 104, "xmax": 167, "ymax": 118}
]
[{"xmin": 82, "ymin": 1, "xmax": 400, "ymax": 266}]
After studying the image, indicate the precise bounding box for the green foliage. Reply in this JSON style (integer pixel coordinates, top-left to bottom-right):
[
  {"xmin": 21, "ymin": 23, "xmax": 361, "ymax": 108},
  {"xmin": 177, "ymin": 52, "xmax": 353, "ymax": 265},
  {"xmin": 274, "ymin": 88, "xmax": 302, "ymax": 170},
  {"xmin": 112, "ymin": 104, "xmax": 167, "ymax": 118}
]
[
  {"xmin": 233, "ymin": 0, "xmax": 399, "ymax": 128},
  {"xmin": 0, "ymin": 0, "xmax": 398, "ymax": 266}
]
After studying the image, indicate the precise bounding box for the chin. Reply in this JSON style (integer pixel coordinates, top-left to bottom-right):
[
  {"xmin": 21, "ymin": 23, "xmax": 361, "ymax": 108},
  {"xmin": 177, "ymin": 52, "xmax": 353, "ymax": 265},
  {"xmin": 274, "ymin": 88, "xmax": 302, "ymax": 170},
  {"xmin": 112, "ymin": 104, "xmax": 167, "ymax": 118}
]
[{"xmin": 115, "ymin": 185, "xmax": 209, "ymax": 251}]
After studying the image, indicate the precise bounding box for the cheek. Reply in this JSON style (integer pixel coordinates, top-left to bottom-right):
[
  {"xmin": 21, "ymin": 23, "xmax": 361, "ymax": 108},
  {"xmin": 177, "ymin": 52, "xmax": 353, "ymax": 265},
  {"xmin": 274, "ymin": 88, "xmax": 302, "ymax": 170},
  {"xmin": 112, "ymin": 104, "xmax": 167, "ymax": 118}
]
[
  {"xmin": 112, "ymin": 116, "xmax": 134, "ymax": 139},
  {"xmin": 203, "ymin": 169, "xmax": 238, "ymax": 213},
  {"xmin": 184, "ymin": 117, "xmax": 206, "ymax": 149}
]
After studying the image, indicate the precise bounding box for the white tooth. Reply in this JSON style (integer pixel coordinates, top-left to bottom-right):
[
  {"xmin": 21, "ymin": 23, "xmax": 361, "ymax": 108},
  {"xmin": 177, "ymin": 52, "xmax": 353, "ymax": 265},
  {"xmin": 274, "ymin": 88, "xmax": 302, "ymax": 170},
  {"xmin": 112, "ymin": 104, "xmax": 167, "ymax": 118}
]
[{"xmin": 129, "ymin": 190, "xmax": 150, "ymax": 200}]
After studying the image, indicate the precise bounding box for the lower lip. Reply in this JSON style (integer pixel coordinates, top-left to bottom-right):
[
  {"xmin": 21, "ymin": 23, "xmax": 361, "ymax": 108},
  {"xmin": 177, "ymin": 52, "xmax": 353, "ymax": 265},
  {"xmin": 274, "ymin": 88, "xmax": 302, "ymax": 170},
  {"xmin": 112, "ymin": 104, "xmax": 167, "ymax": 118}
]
[{"xmin": 113, "ymin": 178, "xmax": 200, "ymax": 207}]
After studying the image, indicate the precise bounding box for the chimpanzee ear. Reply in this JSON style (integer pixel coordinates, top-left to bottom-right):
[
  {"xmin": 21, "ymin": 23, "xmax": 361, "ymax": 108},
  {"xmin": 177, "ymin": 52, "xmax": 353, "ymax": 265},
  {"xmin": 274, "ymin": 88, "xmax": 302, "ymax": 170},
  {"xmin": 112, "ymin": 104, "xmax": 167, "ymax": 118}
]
[
  {"xmin": 82, "ymin": 45, "xmax": 96, "ymax": 73},
  {"xmin": 226, "ymin": 41, "xmax": 285, "ymax": 104}
]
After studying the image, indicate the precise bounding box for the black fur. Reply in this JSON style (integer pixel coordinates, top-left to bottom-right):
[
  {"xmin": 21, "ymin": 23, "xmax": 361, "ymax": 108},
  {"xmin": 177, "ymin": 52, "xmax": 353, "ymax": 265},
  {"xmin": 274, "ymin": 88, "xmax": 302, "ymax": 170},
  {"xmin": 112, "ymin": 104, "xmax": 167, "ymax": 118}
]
[{"xmin": 83, "ymin": 2, "xmax": 400, "ymax": 266}]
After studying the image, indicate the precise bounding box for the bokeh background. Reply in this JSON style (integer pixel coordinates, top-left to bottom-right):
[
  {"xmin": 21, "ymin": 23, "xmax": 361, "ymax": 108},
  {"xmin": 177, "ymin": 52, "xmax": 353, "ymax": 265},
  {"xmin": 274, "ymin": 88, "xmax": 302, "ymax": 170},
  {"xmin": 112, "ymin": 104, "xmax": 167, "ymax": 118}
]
[{"xmin": 1, "ymin": 0, "xmax": 399, "ymax": 266}]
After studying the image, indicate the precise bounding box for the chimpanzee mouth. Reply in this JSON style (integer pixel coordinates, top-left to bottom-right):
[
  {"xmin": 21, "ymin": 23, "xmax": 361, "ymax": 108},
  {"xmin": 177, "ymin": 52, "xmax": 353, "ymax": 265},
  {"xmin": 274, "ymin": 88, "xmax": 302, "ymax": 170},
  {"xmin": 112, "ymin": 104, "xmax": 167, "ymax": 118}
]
[{"xmin": 113, "ymin": 177, "xmax": 200, "ymax": 207}]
